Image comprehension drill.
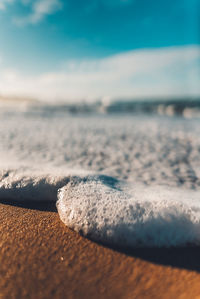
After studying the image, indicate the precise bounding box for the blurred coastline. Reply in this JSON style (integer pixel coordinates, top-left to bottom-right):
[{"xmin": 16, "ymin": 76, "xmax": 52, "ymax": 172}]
[{"xmin": 1, "ymin": 94, "xmax": 200, "ymax": 118}]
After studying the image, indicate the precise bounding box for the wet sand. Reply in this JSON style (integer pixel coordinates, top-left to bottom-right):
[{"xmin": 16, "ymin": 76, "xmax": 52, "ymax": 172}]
[{"xmin": 1, "ymin": 201, "xmax": 200, "ymax": 299}]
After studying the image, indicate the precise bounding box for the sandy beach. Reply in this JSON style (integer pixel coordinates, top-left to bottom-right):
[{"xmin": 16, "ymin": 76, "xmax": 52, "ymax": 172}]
[
  {"xmin": 1, "ymin": 0, "xmax": 200, "ymax": 297},
  {"xmin": 1, "ymin": 112, "xmax": 200, "ymax": 298},
  {"xmin": 1, "ymin": 201, "xmax": 200, "ymax": 299}
]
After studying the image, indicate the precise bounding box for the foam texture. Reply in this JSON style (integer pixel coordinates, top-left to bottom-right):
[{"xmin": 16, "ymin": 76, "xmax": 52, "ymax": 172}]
[
  {"xmin": 57, "ymin": 175, "xmax": 200, "ymax": 248},
  {"xmin": 1, "ymin": 107, "xmax": 200, "ymax": 247}
]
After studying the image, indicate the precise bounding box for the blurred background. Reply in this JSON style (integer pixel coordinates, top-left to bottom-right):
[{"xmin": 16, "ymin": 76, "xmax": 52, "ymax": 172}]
[{"xmin": 0, "ymin": 0, "xmax": 199, "ymax": 112}]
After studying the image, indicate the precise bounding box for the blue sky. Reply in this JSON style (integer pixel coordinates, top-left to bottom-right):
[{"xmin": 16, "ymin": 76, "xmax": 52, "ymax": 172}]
[{"xmin": 0, "ymin": 0, "xmax": 199, "ymax": 101}]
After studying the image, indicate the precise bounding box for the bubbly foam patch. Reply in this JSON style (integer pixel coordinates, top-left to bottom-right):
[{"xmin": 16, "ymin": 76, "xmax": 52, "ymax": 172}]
[
  {"xmin": 57, "ymin": 175, "xmax": 200, "ymax": 248},
  {"xmin": 1, "ymin": 170, "xmax": 200, "ymax": 247},
  {"xmin": 0, "ymin": 169, "xmax": 68, "ymax": 201},
  {"xmin": 1, "ymin": 111, "xmax": 200, "ymax": 248},
  {"xmin": 0, "ymin": 168, "xmax": 90, "ymax": 201}
]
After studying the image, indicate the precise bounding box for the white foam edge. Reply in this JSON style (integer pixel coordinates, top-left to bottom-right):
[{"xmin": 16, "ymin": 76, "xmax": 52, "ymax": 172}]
[
  {"xmin": 56, "ymin": 176, "xmax": 200, "ymax": 248},
  {"xmin": 1, "ymin": 169, "xmax": 200, "ymax": 247}
]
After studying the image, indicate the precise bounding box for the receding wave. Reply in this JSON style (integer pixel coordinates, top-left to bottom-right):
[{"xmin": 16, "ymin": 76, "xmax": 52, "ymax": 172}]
[
  {"xmin": 57, "ymin": 175, "xmax": 200, "ymax": 248},
  {"xmin": 1, "ymin": 107, "xmax": 200, "ymax": 248},
  {"xmin": 1, "ymin": 169, "xmax": 200, "ymax": 248}
]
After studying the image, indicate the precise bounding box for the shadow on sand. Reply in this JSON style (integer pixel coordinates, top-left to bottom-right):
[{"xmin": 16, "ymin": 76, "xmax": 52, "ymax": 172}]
[
  {"xmin": 97, "ymin": 243, "xmax": 200, "ymax": 273},
  {"xmin": 0, "ymin": 198, "xmax": 57, "ymax": 212},
  {"xmin": 123, "ymin": 246, "xmax": 200, "ymax": 272}
]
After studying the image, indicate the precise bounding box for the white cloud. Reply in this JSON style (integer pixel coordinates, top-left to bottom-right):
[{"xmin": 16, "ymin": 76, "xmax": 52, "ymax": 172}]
[
  {"xmin": 14, "ymin": 0, "xmax": 62, "ymax": 25},
  {"xmin": 0, "ymin": 0, "xmax": 14, "ymax": 10},
  {"xmin": 0, "ymin": 46, "xmax": 199, "ymax": 102}
]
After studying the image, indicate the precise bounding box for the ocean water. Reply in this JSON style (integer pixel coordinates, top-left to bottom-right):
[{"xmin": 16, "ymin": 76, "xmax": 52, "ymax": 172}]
[{"xmin": 1, "ymin": 102, "xmax": 200, "ymax": 247}]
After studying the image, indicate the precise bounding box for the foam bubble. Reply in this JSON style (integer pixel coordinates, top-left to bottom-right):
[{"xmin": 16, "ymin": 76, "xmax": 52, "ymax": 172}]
[
  {"xmin": 0, "ymin": 169, "xmax": 70, "ymax": 201},
  {"xmin": 1, "ymin": 110, "xmax": 200, "ymax": 248},
  {"xmin": 1, "ymin": 170, "xmax": 200, "ymax": 247},
  {"xmin": 57, "ymin": 175, "xmax": 200, "ymax": 248}
]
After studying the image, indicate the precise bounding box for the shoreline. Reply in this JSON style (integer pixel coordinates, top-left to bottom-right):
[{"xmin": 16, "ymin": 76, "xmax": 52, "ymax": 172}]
[{"xmin": 1, "ymin": 201, "xmax": 200, "ymax": 298}]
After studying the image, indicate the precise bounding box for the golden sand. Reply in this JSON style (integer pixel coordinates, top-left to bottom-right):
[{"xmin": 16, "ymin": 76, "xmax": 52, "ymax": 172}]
[{"xmin": 1, "ymin": 201, "xmax": 200, "ymax": 299}]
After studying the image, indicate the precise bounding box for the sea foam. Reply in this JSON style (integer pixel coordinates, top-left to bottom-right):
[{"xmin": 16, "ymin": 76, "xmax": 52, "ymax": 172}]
[
  {"xmin": 1, "ymin": 107, "xmax": 200, "ymax": 247},
  {"xmin": 1, "ymin": 169, "xmax": 200, "ymax": 247},
  {"xmin": 57, "ymin": 175, "xmax": 200, "ymax": 248}
]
